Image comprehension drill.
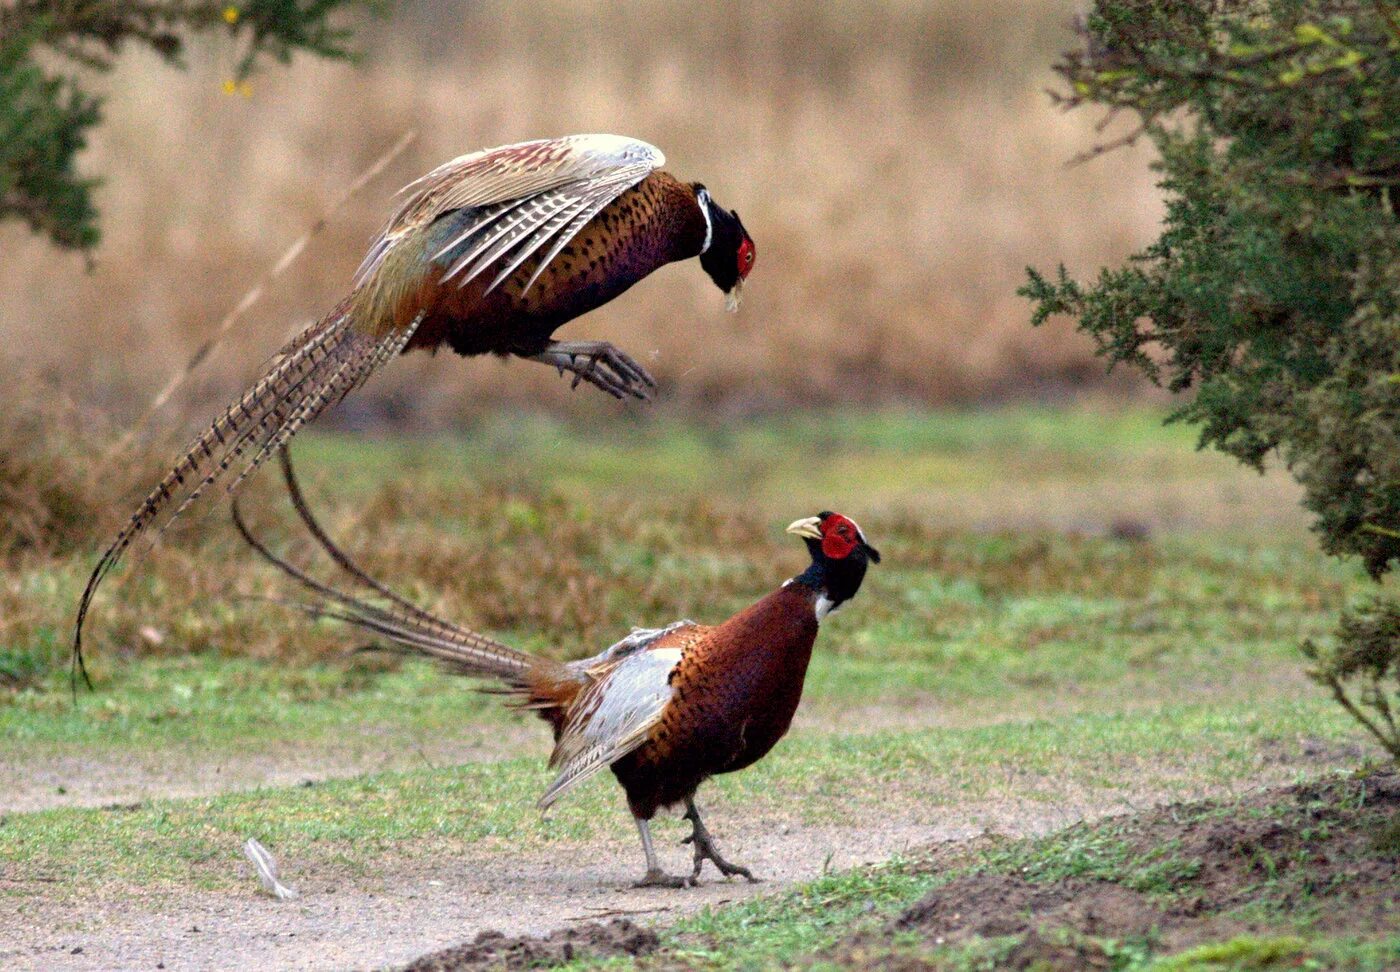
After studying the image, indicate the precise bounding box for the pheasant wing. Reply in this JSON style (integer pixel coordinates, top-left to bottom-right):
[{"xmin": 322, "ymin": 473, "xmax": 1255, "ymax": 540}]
[
  {"xmin": 537, "ymin": 624, "xmax": 699, "ymax": 810},
  {"xmin": 354, "ymin": 134, "xmax": 664, "ymax": 297}
]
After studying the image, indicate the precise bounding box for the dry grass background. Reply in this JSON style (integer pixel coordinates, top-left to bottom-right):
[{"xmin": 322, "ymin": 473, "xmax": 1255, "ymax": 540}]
[
  {"xmin": 0, "ymin": 0, "xmax": 1162, "ymax": 424},
  {"xmin": 0, "ymin": 1, "xmax": 1181, "ymax": 675}
]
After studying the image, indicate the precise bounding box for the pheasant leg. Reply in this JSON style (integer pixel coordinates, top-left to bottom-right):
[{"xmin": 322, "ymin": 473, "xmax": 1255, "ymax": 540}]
[
  {"xmin": 682, "ymin": 798, "xmax": 758, "ymax": 883},
  {"xmin": 527, "ymin": 340, "xmax": 656, "ymax": 401},
  {"xmin": 632, "ymin": 815, "xmax": 692, "ymax": 889}
]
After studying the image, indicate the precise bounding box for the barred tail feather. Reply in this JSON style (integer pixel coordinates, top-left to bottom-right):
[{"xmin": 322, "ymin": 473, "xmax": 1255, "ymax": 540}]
[
  {"xmin": 153, "ymin": 322, "xmax": 361, "ymax": 538},
  {"xmin": 230, "ymin": 479, "xmax": 554, "ymax": 686},
  {"xmin": 226, "ymin": 312, "xmax": 424, "ymax": 500},
  {"xmin": 72, "ymin": 304, "xmax": 414, "ymax": 686}
]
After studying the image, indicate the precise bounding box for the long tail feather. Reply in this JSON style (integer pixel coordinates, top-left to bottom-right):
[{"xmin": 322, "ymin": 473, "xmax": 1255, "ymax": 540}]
[
  {"xmin": 72, "ymin": 303, "xmax": 414, "ymax": 688},
  {"xmin": 276, "ymin": 448, "xmax": 465, "ymax": 638},
  {"xmin": 153, "ymin": 322, "xmax": 362, "ymax": 538},
  {"xmin": 231, "ymin": 448, "xmax": 553, "ymax": 683},
  {"xmin": 225, "ymin": 312, "xmax": 422, "ymax": 501}
]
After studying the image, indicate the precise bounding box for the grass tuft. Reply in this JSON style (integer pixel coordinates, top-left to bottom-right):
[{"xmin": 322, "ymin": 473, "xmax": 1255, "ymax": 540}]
[
  {"xmin": 0, "ymin": 374, "xmax": 178, "ymax": 560},
  {"xmin": 1149, "ymin": 935, "xmax": 1310, "ymax": 971}
]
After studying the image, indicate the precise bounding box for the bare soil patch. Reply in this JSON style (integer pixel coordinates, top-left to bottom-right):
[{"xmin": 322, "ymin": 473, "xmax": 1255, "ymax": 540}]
[
  {"xmin": 827, "ymin": 770, "xmax": 1400, "ymax": 967},
  {"xmin": 400, "ymin": 919, "xmax": 658, "ymax": 971}
]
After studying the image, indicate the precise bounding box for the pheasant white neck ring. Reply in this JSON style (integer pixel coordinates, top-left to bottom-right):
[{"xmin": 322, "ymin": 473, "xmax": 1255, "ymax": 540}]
[{"xmin": 696, "ymin": 188, "xmax": 714, "ymax": 255}]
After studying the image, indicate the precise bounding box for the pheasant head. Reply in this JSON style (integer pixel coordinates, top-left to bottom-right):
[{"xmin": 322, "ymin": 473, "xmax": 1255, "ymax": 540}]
[
  {"xmin": 694, "ymin": 185, "xmax": 755, "ymax": 312},
  {"xmin": 785, "ymin": 512, "xmax": 881, "ymax": 620}
]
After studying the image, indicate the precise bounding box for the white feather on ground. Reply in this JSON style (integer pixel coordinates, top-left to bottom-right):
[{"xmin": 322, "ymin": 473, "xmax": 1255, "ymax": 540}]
[{"xmin": 243, "ymin": 838, "xmax": 300, "ymax": 901}]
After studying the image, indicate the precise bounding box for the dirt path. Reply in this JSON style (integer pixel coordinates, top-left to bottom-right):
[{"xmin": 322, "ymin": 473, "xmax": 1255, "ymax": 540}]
[
  {"xmin": 0, "ymin": 725, "xmax": 547, "ymax": 815},
  {"xmin": 2, "ymin": 752, "xmax": 1358, "ymax": 972},
  {"xmin": 4, "ymin": 814, "xmax": 970, "ymax": 971},
  {"xmin": 0, "ymin": 699, "xmax": 1001, "ymax": 970}
]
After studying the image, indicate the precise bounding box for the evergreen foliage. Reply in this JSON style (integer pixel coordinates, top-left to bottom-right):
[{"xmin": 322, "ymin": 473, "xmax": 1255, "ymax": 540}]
[
  {"xmin": 1303, "ymin": 597, "xmax": 1400, "ymax": 759},
  {"xmin": 1022, "ymin": 0, "xmax": 1400, "ymax": 758},
  {"xmin": 0, "ymin": 0, "xmax": 381, "ymax": 252}
]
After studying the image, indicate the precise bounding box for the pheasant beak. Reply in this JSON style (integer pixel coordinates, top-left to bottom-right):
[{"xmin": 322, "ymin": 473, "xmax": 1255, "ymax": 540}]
[
  {"xmin": 785, "ymin": 516, "xmax": 823, "ymax": 541},
  {"xmin": 724, "ymin": 278, "xmax": 744, "ymax": 313}
]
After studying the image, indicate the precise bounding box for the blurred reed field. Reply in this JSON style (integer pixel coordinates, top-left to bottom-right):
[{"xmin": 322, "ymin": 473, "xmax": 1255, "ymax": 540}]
[{"xmin": 0, "ymin": 0, "xmax": 1163, "ymax": 425}]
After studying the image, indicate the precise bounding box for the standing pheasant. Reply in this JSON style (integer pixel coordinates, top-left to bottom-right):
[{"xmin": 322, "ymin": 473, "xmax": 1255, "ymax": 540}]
[
  {"xmin": 74, "ymin": 134, "xmax": 755, "ymax": 674},
  {"xmin": 235, "ymin": 455, "xmax": 876, "ymax": 886}
]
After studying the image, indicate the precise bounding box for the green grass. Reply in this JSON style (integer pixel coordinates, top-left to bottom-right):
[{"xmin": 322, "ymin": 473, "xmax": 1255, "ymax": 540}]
[
  {"xmin": 289, "ymin": 407, "xmax": 1304, "ymax": 523},
  {"xmin": 1, "ymin": 407, "xmax": 1326, "ymax": 683},
  {"xmin": 2, "ymin": 655, "xmax": 507, "ymax": 748},
  {"xmin": 0, "ymin": 531, "xmax": 1359, "ymax": 813}
]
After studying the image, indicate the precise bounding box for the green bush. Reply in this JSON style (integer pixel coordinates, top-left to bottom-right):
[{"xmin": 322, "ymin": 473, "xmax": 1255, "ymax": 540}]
[
  {"xmin": 1022, "ymin": 0, "xmax": 1400, "ymax": 758},
  {"xmin": 1303, "ymin": 598, "xmax": 1400, "ymax": 760}
]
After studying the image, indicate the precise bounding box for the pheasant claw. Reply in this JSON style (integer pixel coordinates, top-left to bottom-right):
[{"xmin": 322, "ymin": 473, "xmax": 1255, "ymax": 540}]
[
  {"xmin": 528, "ymin": 340, "xmax": 655, "ymax": 401},
  {"xmin": 682, "ymin": 798, "xmax": 759, "ymax": 884}
]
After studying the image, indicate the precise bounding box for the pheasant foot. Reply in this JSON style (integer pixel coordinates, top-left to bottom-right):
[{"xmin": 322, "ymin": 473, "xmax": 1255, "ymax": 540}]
[
  {"xmin": 683, "ymin": 798, "xmax": 758, "ymax": 883},
  {"xmin": 528, "ymin": 340, "xmax": 656, "ymax": 400},
  {"xmin": 632, "ymin": 815, "xmax": 694, "ymax": 888}
]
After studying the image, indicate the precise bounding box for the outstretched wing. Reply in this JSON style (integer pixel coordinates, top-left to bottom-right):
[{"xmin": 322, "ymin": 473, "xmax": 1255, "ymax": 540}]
[
  {"xmin": 537, "ymin": 623, "xmax": 698, "ymax": 809},
  {"xmin": 355, "ymin": 134, "xmax": 664, "ymax": 303}
]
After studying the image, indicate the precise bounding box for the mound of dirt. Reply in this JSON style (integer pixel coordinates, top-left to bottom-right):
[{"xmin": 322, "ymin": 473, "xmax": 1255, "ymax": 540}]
[
  {"xmin": 846, "ymin": 770, "xmax": 1400, "ymax": 963},
  {"xmin": 397, "ymin": 918, "xmax": 658, "ymax": 971},
  {"xmin": 893, "ymin": 874, "xmax": 1162, "ymax": 942}
]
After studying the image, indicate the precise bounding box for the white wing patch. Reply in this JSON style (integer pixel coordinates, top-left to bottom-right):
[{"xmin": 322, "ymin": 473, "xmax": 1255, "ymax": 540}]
[
  {"xmin": 577, "ymin": 619, "xmax": 695, "ymax": 669},
  {"xmin": 538, "ymin": 643, "xmax": 682, "ymax": 810},
  {"xmin": 355, "ymin": 134, "xmax": 664, "ymax": 298}
]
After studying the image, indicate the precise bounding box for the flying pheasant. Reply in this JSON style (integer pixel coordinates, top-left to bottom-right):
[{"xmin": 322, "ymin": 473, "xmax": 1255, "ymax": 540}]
[
  {"xmin": 234, "ymin": 452, "xmax": 876, "ymax": 887},
  {"xmin": 74, "ymin": 134, "xmax": 755, "ymax": 677}
]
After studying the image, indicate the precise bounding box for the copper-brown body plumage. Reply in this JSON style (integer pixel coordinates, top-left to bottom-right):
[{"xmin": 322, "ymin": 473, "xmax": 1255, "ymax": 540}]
[
  {"xmin": 610, "ymin": 587, "xmax": 819, "ymax": 819},
  {"xmin": 234, "ymin": 459, "xmax": 875, "ymax": 887},
  {"xmin": 399, "ymin": 172, "xmax": 709, "ymax": 357}
]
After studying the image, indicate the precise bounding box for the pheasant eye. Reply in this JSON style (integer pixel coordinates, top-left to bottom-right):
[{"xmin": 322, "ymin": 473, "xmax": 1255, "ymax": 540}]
[{"xmin": 737, "ymin": 238, "xmax": 755, "ymax": 277}]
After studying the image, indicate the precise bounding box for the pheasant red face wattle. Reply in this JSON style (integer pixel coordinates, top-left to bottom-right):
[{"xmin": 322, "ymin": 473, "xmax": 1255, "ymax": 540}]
[
  {"xmin": 737, "ymin": 237, "xmax": 756, "ymax": 280},
  {"xmin": 819, "ymin": 513, "xmax": 860, "ymax": 560}
]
